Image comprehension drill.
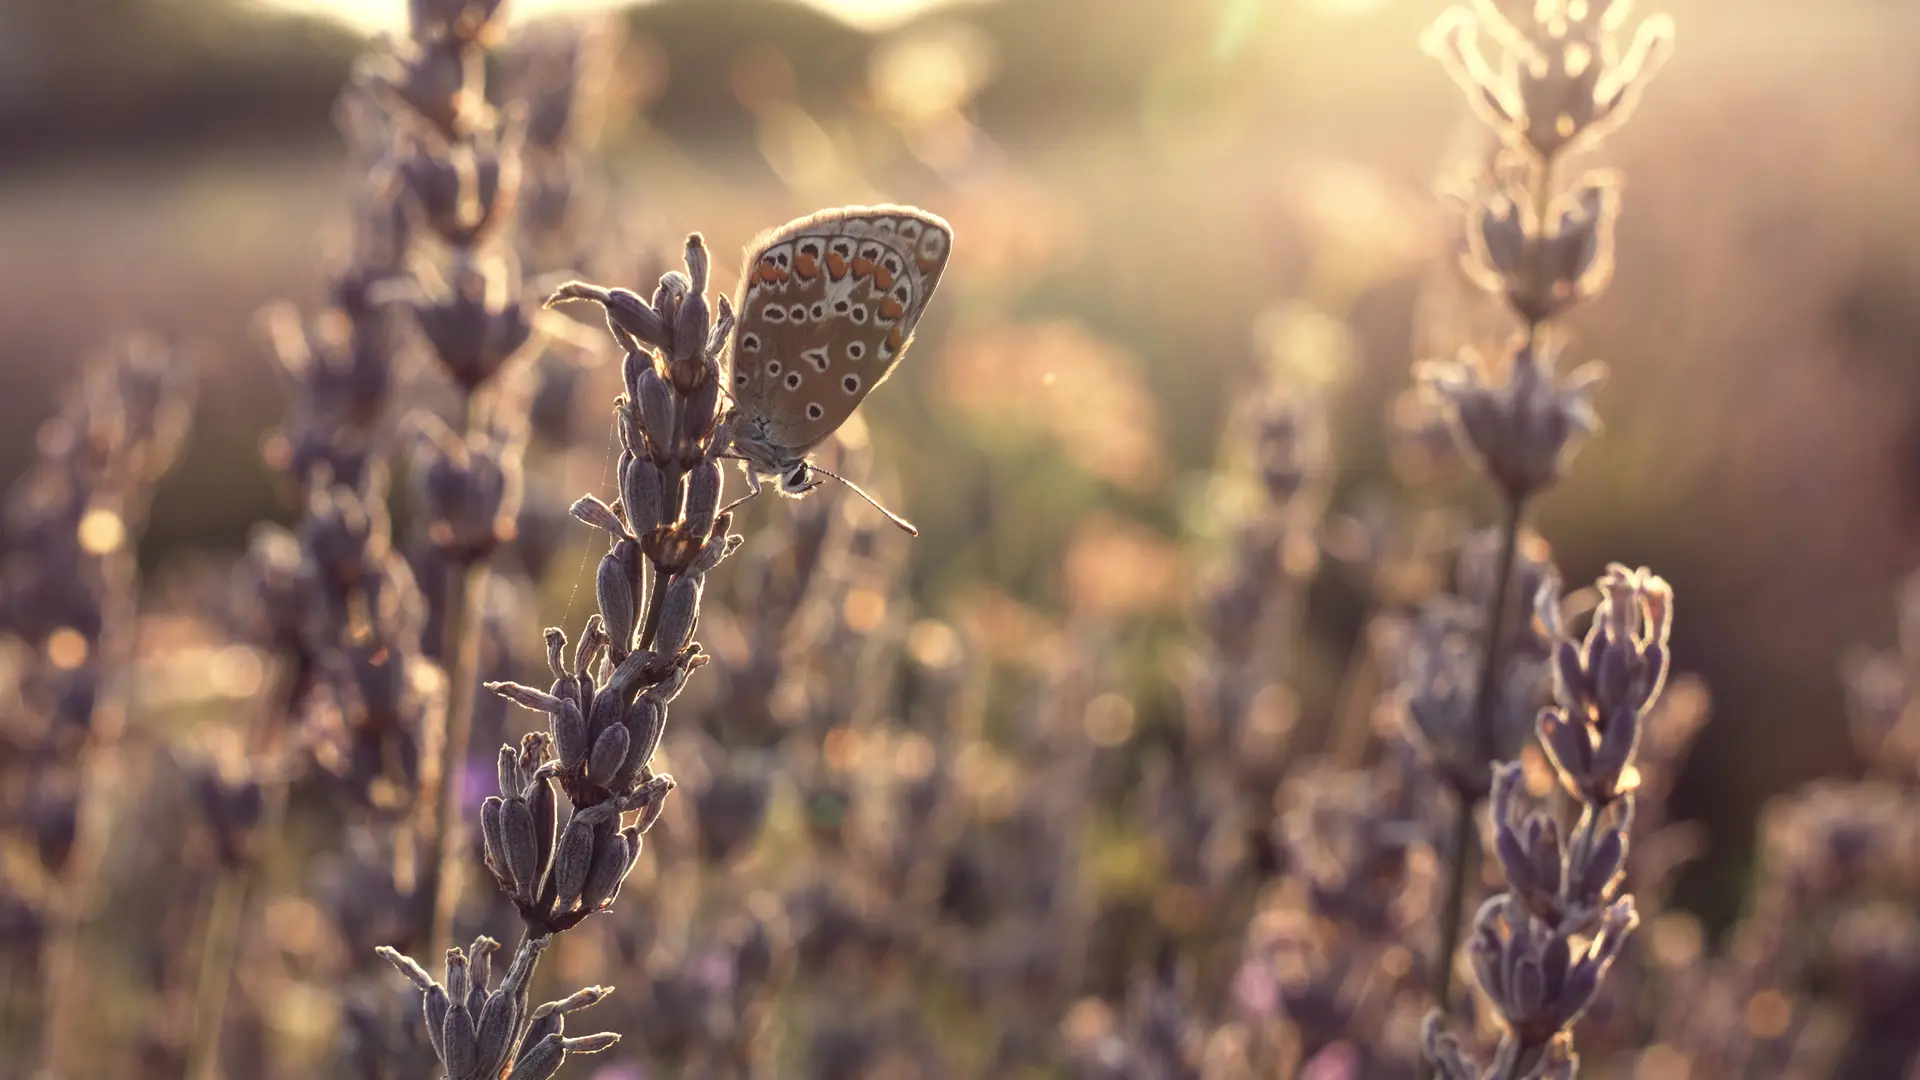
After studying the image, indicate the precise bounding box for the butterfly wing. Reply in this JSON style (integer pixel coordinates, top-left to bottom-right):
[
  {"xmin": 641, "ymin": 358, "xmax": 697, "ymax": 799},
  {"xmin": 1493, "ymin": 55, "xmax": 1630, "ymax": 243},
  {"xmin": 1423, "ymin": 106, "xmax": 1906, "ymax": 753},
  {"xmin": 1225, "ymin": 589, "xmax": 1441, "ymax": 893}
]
[{"xmin": 728, "ymin": 205, "xmax": 953, "ymax": 463}]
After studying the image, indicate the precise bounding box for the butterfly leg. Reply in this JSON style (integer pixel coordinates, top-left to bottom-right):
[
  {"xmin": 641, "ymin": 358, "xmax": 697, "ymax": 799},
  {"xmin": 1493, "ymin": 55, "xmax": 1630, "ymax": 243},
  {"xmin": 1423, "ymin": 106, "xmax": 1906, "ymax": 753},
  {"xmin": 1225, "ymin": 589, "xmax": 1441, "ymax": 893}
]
[{"xmin": 718, "ymin": 482, "xmax": 767, "ymax": 519}]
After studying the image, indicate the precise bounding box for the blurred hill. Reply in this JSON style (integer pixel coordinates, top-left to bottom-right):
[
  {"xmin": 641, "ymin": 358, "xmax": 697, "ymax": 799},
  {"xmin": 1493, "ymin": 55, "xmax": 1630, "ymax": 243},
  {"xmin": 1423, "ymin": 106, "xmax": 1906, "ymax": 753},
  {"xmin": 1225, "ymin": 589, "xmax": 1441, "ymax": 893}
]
[
  {"xmin": 0, "ymin": 0, "xmax": 1240, "ymax": 162},
  {"xmin": 0, "ymin": 0, "xmax": 361, "ymax": 161}
]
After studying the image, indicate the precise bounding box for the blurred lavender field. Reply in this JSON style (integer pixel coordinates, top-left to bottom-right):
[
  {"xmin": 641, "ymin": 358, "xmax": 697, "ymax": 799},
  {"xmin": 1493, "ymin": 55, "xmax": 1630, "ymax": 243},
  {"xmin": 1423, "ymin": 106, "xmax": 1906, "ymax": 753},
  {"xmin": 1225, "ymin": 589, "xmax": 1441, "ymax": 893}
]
[{"xmin": 4, "ymin": 0, "xmax": 1920, "ymax": 1077}]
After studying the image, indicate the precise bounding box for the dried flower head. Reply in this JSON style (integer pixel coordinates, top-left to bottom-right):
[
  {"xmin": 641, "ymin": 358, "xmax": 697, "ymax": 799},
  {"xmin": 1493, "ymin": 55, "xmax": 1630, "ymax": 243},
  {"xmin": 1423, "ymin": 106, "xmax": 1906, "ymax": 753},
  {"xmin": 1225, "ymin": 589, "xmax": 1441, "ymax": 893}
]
[
  {"xmin": 1419, "ymin": 331, "xmax": 1605, "ymax": 502},
  {"xmin": 1424, "ymin": 0, "xmax": 1675, "ymax": 161}
]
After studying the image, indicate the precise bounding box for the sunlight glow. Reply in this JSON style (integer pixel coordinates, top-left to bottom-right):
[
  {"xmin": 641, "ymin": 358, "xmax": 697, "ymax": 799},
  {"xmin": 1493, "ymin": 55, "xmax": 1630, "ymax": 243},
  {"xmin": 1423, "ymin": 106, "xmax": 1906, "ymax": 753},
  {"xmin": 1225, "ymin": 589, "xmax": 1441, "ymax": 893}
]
[{"xmin": 253, "ymin": 0, "xmax": 966, "ymax": 35}]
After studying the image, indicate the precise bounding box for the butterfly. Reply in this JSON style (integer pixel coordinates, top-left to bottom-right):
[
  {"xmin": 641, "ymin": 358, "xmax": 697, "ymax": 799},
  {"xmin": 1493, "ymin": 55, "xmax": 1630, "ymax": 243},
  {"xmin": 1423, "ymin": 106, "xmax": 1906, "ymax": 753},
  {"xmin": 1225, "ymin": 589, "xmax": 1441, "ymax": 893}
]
[{"xmin": 723, "ymin": 205, "xmax": 953, "ymax": 535}]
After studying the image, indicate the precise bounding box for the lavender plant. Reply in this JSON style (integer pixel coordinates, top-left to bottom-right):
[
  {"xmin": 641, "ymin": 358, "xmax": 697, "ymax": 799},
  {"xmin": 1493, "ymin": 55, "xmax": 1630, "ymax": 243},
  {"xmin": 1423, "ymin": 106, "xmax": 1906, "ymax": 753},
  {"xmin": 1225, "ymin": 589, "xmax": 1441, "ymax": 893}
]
[
  {"xmin": 371, "ymin": 226, "xmax": 744, "ymax": 1076},
  {"xmin": 355, "ymin": 0, "xmax": 544, "ymax": 957},
  {"xmin": 1412, "ymin": 2, "xmax": 1673, "ymax": 1064},
  {"xmin": 1423, "ymin": 564, "xmax": 1673, "ymax": 1077},
  {"xmin": 0, "ymin": 338, "xmax": 195, "ymax": 1074}
]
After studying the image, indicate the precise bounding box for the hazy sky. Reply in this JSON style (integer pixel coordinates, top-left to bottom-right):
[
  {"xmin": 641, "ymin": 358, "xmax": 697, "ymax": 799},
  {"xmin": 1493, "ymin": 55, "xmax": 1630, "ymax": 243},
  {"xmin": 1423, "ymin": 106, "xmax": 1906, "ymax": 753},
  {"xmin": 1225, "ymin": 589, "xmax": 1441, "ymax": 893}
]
[{"xmin": 255, "ymin": 0, "xmax": 960, "ymax": 33}]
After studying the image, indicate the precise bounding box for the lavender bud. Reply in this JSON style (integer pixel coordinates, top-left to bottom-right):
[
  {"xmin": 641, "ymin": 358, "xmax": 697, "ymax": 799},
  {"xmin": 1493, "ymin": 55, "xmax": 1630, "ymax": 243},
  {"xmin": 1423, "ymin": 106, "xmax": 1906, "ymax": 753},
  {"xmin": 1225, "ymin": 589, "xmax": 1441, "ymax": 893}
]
[
  {"xmin": 1594, "ymin": 634, "xmax": 1634, "ymax": 715},
  {"xmin": 507, "ymin": 1033, "xmax": 565, "ymax": 1080},
  {"xmin": 619, "ymin": 699, "xmax": 667, "ymax": 786},
  {"xmin": 1552, "ymin": 639, "xmax": 1589, "ymax": 713},
  {"xmin": 519, "ymin": 1010, "xmax": 562, "ymax": 1057},
  {"xmin": 486, "ymin": 680, "xmax": 563, "ymax": 716},
  {"xmin": 1577, "ymin": 809, "xmax": 1632, "ymax": 902},
  {"xmin": 595, "ymin": 540, "xmax": 640, "ymax": 654},
  {"xmin": 642, "ymin": 662, "xmax": 691, "ymax": 706},
  {"xmin": 552, "ymin": 698, "xmax": 588, "ymax": 771},
  {"xmin": 706, "ymin": 294, "xmax": 735, "ymax": 358},
  {"xmin": 617, "ymin": 400, "xmax": 646, "ymax": 461},
  {"xmin": 651, "ymin": 574, "xmax": 703, "ymax": 656},
  {"xmin": 546, "ymin": 282, "xmax": 666, "ymax": 355},
  {"xmin": 1513, "ymin": 955, "xmax": 1547, "ymax": 1017},
  {"xmin": 672, "ymin": 245, "xmax": 709, "ymax": 368},
  {"xmin": 586, "ymin": 722, "xmax": 631, "ymax": 788},
  {"xmin": 621, "ymin": 348, "xmax": 650, "ymax": 409},
  {"xmin": 445, "ymin": 948, "xmax": 471, "ymax": 1006},
  {"xmin": 552, "ymin": 817, "xmax": 596, "ymax": 911},
  {"xmin": 529, "ymin": 774, "xmax": 558, "ymax": 883},
  {"xmin": 619, "ymin": 451, "xmax": 665, "ymax": 533},
  {"xmin": 1589, "ymin": 705, "xmax": 1640, "ymax": 795},
  {"xmin": 634, "ymin": 365, "xmax": 675, "ymax": 463},
  {"xmin": 1537, "ymin": 707, "xmax": 1591, "ymax": 786},
  {"xmin": 564, "ymin": 1033, "xmax": 620, "ymax": 1054},
  {"xmin": 580, "ymin": 829, "xmax": 632, "ymax": 911},
  {"xmin": 630, "ymin": 775, "xmax": 674, "ymax": 833},
  {"xmin": 687, "ymin": 531, "xmax": 742, "ymax": 576},
  {"xmin": 481, "ymin": 797, "xmax": 510, "ymax": 888},
  {"xmin": 441, "ymin": 996, "xmax": 477, "ymax": 1080},
  {"xmin": 682, "ymin": 460, "xmax": 723, "ymax": 537},
  {"xmin": 376, "ymin": 946, "xmax": 436, "ymax": 991},
  {"xmin": 466, "ymin": 937, "xmax": 494, "ymax": 1017},
  {"xmin": 568, "ymin": 494, "xmax": 625, "ymax": 537},
  {"xmin": 503, "ymin": 798, "xmax": 539, "ymax": 904},
  {"xmin": 682, "ymin": 367, "xmax": 722, "ymax": 449},
  {"xmin": 654, "ymin": 270, "xmax": 689, "ymax": 313},
  {"xmin": 496, "ymin": 747, "xmax": 518, "ymax": 799},
  {"xmin": 425, "ymin": 982, "xmax": 451, "ymax": 1058},
  {"xmin": 472, "ymin": 989, "xmax": 519, "ymax": 1080}
]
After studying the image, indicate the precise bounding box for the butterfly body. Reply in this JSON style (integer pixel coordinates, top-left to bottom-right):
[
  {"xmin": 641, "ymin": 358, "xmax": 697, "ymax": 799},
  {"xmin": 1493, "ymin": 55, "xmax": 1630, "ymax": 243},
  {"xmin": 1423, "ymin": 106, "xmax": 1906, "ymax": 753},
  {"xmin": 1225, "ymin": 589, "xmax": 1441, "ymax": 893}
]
[{"xmin": 725, "ymin": 205, "xmax": 953, "ymax": 504}]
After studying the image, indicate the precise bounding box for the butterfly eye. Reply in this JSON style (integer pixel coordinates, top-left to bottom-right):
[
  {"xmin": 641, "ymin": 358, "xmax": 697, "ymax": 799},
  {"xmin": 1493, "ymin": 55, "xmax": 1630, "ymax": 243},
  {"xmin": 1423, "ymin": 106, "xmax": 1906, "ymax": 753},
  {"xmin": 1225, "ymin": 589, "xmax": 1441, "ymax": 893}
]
[
  {"xmin": 899, "ymin": 221, "xmax": 922, "ymax": 241},
  {"xmin": 740, "ymin": 333, "xmax": 761, "ymax": 353},
  {"xmin": 847, "ymin": 342, "xmax": 865, "ymax": 360},
  {"xmin": 842, "ymin": 374, "xmax": 861, "ymax": 394},
  {"xmin": 764, "ymin": 305, "xmax": 786, "ymax": 323},
  {"xmin": 834, "ymin": 300, "xmax": 850, "ymax": 313},
  {"xmin": 920, "ymin": 230, "xmax": 946, "ymax": 258},
  {"xmin": 785, "ymin": 372, "xmax": 803, "ymax": 390},
  {"xmin": 789, "ymin": 304, "xmax": 808, "ymax": 322},
  {"xmin": 858, "ymin": 242, "xmax": 883, "ymax": 262},
  {"xmin": 800, "ymin": 240, "xmax": 821, "ymax": 257},
  {"xmin": 766, "ymin": 360, "xmax": 782, "ymax": 375},
  {"xmin": 775, "ymin": 250, "xmax": 790, "ymax": 267},
  {"xmin": 804, "ymin": 348, "xmax": 830, "ymax": 371},
  {"xmin": 810, "ymin": 303, "xmax": 825, "ymax": 320},
  {"xmin": 883, "ymin": 255, "xmax": 902, "ymax": 276},
  {"xmin": 849, "ymin": 306, "xmax": 868, "ymax": 324},
  {"xmin": 830, "ymin": 239, "xmax": 853, "ymax": 257},
  {"xmin": 734, "ymin": 373, "xmax": 747, "ymax": 388},
  {"xmin": 806, "ymin": 403, "xmax": 824, "ymax": 420},
  {"xmin": 892, "ymin": 282, "xmax": 911, "ymax": 302}
]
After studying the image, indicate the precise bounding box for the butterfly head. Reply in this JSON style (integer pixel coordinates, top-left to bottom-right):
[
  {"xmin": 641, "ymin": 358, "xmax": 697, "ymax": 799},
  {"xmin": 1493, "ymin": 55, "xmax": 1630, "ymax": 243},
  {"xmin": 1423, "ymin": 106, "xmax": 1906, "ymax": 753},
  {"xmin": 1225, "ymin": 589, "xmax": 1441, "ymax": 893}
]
[
  {"xmin": 777, "ymin": 461, "xmax": 820, "ymax": 497},
  {"xmin": 725, "ymin": 416, "xmax": 817, "ymax": 498}
]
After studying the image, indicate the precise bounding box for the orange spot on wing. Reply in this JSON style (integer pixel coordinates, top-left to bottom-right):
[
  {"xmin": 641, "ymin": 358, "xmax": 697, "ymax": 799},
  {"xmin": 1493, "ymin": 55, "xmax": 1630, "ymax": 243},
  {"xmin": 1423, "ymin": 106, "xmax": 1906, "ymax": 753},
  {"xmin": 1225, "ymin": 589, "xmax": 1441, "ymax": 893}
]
[
  {"xmin": 758, "ymin": 262, "xmax": 784, "ymax": 285},
  {"xmin": 887, "ymin": 325, "xmax": 904, "ymax": 352},
  {"xmin": 825, "ymin": 252, "xmax": 849, "ymax": 280},
  {"xmin": 879, "ymin": 297, "xmax": 906, "ymax": 321},
  {"xmin": 916, "ymin": 253, "xmax": 941, "ymax": 272},
  {"xmin": 873, "ymin": 266, "xmax": 895, "ymax": 291},
  {"xmin": 851, "ymin": 256, "xmax": 875, "ymax": 279},
  {"xmin": 794, "ymin": 252, "xmax": 819, "ymax": 278}
]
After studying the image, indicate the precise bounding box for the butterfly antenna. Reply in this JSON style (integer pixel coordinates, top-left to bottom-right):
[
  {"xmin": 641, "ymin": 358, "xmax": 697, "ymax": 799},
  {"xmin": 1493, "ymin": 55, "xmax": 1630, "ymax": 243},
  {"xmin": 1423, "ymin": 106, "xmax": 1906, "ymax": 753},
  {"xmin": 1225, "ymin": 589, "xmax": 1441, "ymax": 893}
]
[{"xmin": 812, "ymin": 465, "xmax": 919, "ymax": 536}]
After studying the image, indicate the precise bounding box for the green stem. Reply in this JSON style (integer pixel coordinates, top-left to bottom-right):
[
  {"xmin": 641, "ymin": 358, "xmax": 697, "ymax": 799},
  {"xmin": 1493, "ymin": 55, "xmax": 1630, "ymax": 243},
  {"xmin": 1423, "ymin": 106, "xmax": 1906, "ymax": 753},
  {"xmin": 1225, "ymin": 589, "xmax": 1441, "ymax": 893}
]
[
  {"xmin": 1427, "ymin": 492, "xmax": 1526, "ymax": 1024},
  {"xmin": 422, "ymin": 559, "xmax": 490, "ymax": 959},
  {"xmin": 185, "ymin": 865, "xmax": 247, "ymax": 1080},
  {"xmin": 34, "ymin": 738, "xmax": 113, "ymax": 1078},
  {"xmin": 1427, "ymin": 146, "xmax": 1560, "ymax": 1067},
  {"xmin": 184, "ymin": 659, "xmax": 300, "ymax": 1080}
]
